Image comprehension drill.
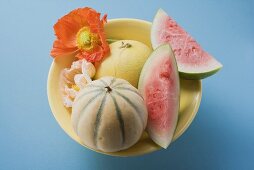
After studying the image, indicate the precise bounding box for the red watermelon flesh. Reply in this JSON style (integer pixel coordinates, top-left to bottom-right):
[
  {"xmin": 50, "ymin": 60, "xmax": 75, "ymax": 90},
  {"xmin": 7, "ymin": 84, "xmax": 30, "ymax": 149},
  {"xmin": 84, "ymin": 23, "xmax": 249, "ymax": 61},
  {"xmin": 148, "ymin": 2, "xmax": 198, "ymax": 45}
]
[
  {"xmin": 138, "ymin": 44, "xmax": 180, "ymax": 148},
  {"xmin": 151, "ymin": 9, "xmax": 222, "ymax": 79}
]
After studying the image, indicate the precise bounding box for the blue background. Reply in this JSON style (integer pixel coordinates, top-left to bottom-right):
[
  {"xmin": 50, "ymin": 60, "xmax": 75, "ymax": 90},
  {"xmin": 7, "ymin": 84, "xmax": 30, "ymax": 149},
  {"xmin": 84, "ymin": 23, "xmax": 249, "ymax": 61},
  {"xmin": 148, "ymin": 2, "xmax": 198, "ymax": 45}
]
[{"xmin": 0, "ymin": 0, "xmax": 253, "ymax": 169}]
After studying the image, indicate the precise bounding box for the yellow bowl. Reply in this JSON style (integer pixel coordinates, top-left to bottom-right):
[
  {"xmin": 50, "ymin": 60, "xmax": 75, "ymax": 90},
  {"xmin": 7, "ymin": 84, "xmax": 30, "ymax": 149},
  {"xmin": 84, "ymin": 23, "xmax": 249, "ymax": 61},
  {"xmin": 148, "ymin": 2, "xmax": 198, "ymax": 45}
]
[{"xmin": 47, "ymin": 18, "xmax": 202, "ymax": 157}]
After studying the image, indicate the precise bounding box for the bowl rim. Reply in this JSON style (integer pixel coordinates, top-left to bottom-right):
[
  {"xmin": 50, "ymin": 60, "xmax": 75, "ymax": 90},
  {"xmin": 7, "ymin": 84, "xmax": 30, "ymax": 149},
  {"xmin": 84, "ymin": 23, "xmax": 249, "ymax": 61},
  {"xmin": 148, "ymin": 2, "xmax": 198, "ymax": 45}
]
[{"xmin": 106, "ymin": 18, "xmax": 152, "ymax": 24}]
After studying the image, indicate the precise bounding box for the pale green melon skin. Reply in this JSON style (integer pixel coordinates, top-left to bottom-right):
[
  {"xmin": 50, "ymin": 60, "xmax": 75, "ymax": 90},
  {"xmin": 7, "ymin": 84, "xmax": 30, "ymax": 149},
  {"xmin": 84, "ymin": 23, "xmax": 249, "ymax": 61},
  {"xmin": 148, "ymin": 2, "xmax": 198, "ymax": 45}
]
[
  {"xmin": 72, "ymin": 77, "xmax": 148, "ymax": 152},
  {"xmin": 179, "ymin": 66, "xmax": 222, "ymax": 80}
]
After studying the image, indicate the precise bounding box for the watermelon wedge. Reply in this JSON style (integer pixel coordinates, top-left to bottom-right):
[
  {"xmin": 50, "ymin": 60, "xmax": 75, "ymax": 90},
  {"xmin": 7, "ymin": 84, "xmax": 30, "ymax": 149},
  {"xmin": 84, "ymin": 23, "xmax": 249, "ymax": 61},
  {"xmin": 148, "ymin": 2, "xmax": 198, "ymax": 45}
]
[
  {"xmin": 138, "ymin": 44, "xmax": 180, "ymax": 148},
  {"xmin": 151, "ymin": 9, "xmax": 222, "ymax": 79}
]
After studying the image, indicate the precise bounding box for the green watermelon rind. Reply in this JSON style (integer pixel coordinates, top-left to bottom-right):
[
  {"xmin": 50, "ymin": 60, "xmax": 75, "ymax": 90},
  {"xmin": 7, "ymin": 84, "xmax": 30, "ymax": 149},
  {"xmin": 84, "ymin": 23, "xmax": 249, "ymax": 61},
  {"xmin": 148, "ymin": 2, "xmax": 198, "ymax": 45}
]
[
  {"xmin": 138, "ymin": 44, "xmax": 180, "ymax": 148},
  {"xmin": 151, "ymin": 8, "xmax": 223, "ymax": 80},
  {"xmin": 179, "ymin": 66, "xmax": 222, "ymax": 80}
]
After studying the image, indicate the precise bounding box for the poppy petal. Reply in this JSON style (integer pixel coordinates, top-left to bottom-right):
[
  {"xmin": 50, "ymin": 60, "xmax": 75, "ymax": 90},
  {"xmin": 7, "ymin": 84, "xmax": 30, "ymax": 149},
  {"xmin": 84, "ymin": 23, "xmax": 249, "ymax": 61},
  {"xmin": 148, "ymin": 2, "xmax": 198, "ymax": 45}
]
[
  {"xmin": 102, "ymin": 14, "xmax": 107, "ymax": 24},
  {"xmin": 51, "ymin": 40, "xmax": 78, "ymax": 57}
]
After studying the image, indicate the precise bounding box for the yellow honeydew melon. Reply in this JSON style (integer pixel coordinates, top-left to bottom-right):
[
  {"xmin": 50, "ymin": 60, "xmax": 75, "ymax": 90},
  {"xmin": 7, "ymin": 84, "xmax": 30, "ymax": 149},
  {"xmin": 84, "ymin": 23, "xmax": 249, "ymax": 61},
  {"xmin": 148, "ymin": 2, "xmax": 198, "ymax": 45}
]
[
  {"xmin": 95, "ymin": 40, "xmax": 152, "ymax": 87},
  {"xmin": 71, "ymin": 76, "xmax": 148, "ymax": 152}
]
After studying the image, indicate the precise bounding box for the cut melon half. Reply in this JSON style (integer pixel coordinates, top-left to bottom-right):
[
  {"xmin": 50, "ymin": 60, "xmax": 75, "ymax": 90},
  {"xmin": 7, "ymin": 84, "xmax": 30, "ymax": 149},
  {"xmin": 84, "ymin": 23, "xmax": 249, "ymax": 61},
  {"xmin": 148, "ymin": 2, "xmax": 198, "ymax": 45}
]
[
  {"xmin": 151, "ymin": 9, "xmax": 222, "ymax": 79},
  {"xmin": 138, "ymin": 44, "xmax": 180, "ymax": 148}
]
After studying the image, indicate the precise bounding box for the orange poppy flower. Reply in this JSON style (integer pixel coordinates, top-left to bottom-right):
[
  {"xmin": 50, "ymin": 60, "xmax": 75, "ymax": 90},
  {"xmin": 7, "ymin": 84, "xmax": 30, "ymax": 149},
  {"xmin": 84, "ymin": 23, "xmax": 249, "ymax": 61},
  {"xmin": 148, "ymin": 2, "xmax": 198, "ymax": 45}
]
[{"xmin": 50, "ymin": 7, "xmax": 110, "ymax": 62}]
